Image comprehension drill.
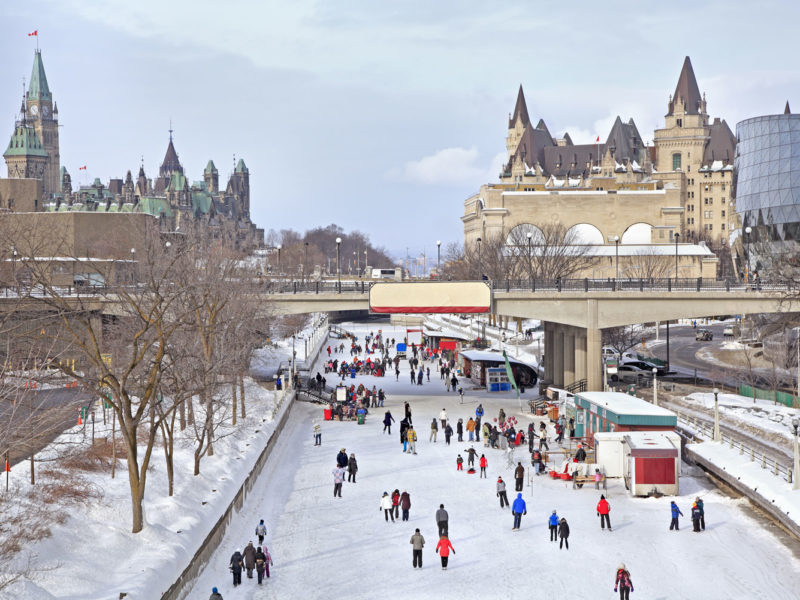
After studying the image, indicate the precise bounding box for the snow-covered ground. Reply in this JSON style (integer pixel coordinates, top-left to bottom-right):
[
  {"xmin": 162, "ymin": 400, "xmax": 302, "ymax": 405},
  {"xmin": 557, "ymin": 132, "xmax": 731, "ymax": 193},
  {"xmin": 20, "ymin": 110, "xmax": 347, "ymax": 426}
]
[{"xmin": 186, "ymin": 322, "xmax": 800, "ymax": 599}]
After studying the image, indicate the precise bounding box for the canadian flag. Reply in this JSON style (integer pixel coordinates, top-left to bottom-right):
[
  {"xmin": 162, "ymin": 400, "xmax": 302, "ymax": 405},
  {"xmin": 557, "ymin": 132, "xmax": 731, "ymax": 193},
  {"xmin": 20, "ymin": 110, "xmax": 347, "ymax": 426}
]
[
  {"xmin": 78, "ymin": 165, "xmax": 87, "ymax": 170},
  {"xmin": 595, "ymin": 136, "xmax": 600, "ymax": 142},
  {"xmin": 28, "ymin": 30, "xmax": 38, "ymax": 37}
]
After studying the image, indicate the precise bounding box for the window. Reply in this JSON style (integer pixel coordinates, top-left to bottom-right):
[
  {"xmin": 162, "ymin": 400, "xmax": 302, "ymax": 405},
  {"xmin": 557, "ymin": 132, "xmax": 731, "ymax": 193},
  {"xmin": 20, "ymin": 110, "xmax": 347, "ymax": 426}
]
[
  {"xmin": 722, "ymin": 224, "xmax": 726, "ymax": 230},
  {"xmin": 704, "ymin": 198, "xmax": 709, "ymax": 205},
  {"xmin": 677, "ymin": 118, "xmax": 683, "ymax": 127},
  {"xmin": 721, "ymin": 184, "xmax": 726, "ymax": 191},
  {"xmin": 672, "ymin": 153, "xmax": 681, "ymax": 170},
  {"xmin": 659, "ymin": 230, "xmax": 665, "ymax": 239},
  {"xmin": 722, "ymin": 210, "xmax": 726, "ymax": 217}
]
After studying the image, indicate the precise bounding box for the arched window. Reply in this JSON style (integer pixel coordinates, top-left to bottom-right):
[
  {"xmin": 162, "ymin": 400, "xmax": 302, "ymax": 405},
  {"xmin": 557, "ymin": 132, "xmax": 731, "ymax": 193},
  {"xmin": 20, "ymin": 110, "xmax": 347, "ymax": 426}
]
[{"xmin": 672, "ymin": 153, "xmax": 682, "ymax": 171}]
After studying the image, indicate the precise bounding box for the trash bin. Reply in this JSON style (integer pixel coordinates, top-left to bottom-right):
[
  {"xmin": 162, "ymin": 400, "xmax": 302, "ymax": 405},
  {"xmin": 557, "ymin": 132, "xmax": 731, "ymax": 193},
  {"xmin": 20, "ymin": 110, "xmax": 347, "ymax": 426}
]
[
  {"xmin": 275, "ymin": 376, "xmax": 282, "ymax": 391},
  {"xmin": 357, "ymin": 414, "xmax": 365, "ymax": 425},
  {"xmin": 350, "ymin": 369, "xmax": 356, "ymax": 379},
  {"xmin": 324, "ymin": 408, "xmax": 332, "ymax": 421}
]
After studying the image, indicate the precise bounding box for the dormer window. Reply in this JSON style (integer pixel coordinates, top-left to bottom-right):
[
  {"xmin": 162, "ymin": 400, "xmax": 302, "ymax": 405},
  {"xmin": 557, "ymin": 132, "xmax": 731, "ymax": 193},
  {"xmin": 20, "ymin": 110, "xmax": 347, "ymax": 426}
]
[
  {"xmin": 677, "ymin": 118, "xmax": 682, "ymax": 127},
  {"xmin": 672, "ymin": 153, "xmax": 681, "ymax": 171}
]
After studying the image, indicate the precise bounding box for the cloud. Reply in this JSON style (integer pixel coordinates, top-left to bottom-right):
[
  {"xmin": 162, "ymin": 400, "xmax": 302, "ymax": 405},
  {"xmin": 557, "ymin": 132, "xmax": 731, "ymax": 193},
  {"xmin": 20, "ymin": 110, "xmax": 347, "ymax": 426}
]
[{"xmin": 391, "ymin": 146, "xmax": 505, "ymax": 186}]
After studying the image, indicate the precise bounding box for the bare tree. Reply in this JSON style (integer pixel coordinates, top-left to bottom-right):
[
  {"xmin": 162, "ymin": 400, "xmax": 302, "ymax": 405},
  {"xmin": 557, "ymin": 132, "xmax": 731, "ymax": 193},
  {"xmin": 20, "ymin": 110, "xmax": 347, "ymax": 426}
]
[{"xmin": 627, "ymin": 248, "xmax": 672, "ymax": 280}]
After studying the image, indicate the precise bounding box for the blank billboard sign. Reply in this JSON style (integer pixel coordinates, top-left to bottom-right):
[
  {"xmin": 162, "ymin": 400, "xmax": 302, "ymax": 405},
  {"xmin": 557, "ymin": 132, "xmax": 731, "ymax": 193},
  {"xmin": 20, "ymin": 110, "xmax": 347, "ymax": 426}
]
[{"xmin": 369, "ymin": 281, "xmax": 491, "ymax": 314}]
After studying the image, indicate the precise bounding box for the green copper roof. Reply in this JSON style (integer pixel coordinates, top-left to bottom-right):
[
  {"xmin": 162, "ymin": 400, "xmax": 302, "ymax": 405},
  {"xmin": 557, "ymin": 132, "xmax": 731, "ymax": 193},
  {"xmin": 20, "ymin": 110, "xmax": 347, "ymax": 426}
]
[
  {"xmin": 4, "ymin": 124, "xmax": 48, "ymax": 157},
  {"xmin": 235, "ymin": 158, "xmax": 248, "ymax": 173},
  {"xmin": 204, "ymin": 160, "xmax": 217, "ymax": 174},
  {"xmin": 169, "ymin": 171, "xmax": 187, "ymax": 192},
  {"xmin": 27, "ymin": 50, "xmax": 52, "ymax": 101},
  {"xmin": 137, "ymin": 196, "xmax": 173, "ymax": 217},
  {"xmin": 191, "ymin": 190, "xmax": 212, "ymax": 214}
]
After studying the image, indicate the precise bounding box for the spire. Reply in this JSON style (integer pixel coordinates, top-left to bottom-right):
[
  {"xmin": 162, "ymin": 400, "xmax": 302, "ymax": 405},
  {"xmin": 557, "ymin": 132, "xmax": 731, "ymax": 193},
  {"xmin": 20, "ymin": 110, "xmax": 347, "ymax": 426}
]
[
  {"xmin": 508, "ymin": 85, "xmax": 530, "ymax": 129},
  {"xmin": 27, "ymin": 50, "xmax": 52, "ymax": 101},
  {"xmin": 668, "ymin": 56, "xmax": 702, "ymax": 116},
  {"xmin": 235, "ymin": 158, "xmax": 248, "ymax": 173},
  {"xmin": 785, "ymin": 101, "xmax": 791, "ymax": 115},
  {"xmin": 159, "ymin": 136, "xmax": 183, "ymax": 177},
  {"xmin": 204, "ymin": 159, "xmax": 218, "ymax": 174}
]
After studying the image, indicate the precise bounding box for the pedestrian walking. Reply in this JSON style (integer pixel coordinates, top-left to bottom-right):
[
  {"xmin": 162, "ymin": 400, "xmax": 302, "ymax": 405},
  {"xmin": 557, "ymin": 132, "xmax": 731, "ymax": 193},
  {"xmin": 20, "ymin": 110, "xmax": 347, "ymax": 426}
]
[
  {"xmin": 456, "ymin": 418, "xmax": 464, "ymax": 442},
  {"xmin": 511, "ymin": 492, "xmax": 527, "ymax": 530},
  {"xmin": 548, "ymin": 510, "xmax": 559, "ymax": 541},
  {"xmin": 332, "ymin": 465, "xmax": 344, "ymax": 497},
  {"xmin": 696, "ymin": 496, "xmax": 705, "ymax": 530},
  {"xmin": 255, "ymin": 519, "xmax": 267, "ymax": 545},
  {"xmin": 313, "ymin": 420, "xmax": 322, "ymax": 446},
  {"xmin": 479, "ymin": 454, "xmax": 488, "ymax": 478},
  {"xmin": 430, "ymin": 418, "xmax": 439, "ymax": 442},
  {"xmin": 670, "ymin": 500, "xmax": 683, "ymax": 530},
  {"xmin": 558, "ymin": 517, "xmax": 570, "ymax": 549},
  {"xmin": 439, "ymin": 408, "xmax": 448, "ymax": 430},
  {"xmin": 514, "ymin": 462, "xmax": 525, "ymax": 491},
  {"xmin": 410, "ymin": 528, "xmax": 425, "ymax": 568},
  {"xmin": 381, "ymin": 492, "xmax": 395, "ymax": 522},
  {"xmin": 436, "ymin": 504, "xmax": 449, "ymax": 537},
  {"xmin": 254, "ymin": 547, "xmax": 267, "ymax": 584},
  {"xmin": 407, "ymin": 425, "xmax": 418, "ymax": 454},
  {"xmin": 209, "ymin": 587, "xmax": 223, "ymax": 600},
  {"xmin": 383, "ymin": 410, "xmax": 395, "ymax": 434},
  {"xmin": 497, "ymin": 477, "xmax": 509, "ymax": 508},
  {"xmin": 614, "ymin": 564, "xmax": 634, "ymax": 599},
  {"xmin": 435, "ymin": 535, "xmax": 455, "ymax": 570},
  {"xmin": 444, "ymin": 423, "xmax": 453, "ymax": 445},
  {"xmin": 597, "ymin": 495, "xmax": 612, "ymax": 531},
  {"xmin": 347, "ymin": 453, "xmax": 358, "ymax": 483},
  {"xmin": 456, "ymin": 454, "xmax": 464, "ymax": 471},
  {"xmin": 400, "ymin": 490, "xmax": 411, "ymax": 521},
  {"xmin": 229, "ymin": 549, "xmax": 243, "ymax": 587}
]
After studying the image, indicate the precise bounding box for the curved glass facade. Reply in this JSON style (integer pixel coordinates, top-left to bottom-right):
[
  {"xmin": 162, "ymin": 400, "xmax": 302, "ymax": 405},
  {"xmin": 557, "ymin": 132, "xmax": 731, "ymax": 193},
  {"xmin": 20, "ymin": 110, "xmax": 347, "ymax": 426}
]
[{"xmin": 733, "ymin": 113, "xmax": 800, "ymax": 269}]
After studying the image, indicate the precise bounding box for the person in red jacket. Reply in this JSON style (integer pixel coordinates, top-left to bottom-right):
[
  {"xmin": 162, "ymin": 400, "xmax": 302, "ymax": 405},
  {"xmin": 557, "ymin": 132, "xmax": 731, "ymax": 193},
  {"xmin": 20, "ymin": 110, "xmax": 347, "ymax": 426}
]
[
  {"xmin": 435, "ymin": 535, "xmax": 455, "ymax": 570},
  {"xmin": 614, "ymin": 563, "xmax": 634, "ymax": 599},
  {"xmin": 479, "ymin": 455, "xmax": 488, "ymax": 478},
  {"xmin": 391, "ymin": 489, "xmax": 401, "ymax": 520},
  {"xmin": 597, "ymin": 494, "xmax": 612, "ymax": 531}
]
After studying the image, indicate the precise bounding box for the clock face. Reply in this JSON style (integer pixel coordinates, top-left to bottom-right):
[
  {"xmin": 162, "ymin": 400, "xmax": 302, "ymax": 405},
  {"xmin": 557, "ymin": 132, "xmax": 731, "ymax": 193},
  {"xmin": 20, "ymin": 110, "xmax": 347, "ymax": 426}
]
[
  {"xmin": 42, "ymin": 105, "xmax": 49, "ymax": 117},
  {"xmin": 29, "ymin": 104, "xmax": 38, "ymax": 116}
]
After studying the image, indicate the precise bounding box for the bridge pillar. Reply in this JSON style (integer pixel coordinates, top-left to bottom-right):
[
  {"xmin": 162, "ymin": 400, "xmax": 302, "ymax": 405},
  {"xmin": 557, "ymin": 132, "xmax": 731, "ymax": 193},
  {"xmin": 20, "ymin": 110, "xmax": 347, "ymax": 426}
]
[
  {"xmin": 586, "ymin": 327, "xmax": 602, "ymax": 391},
  {"xmin": 563, "ymin": 331, "xmax": 575, "ymax": 387},
  {"xmin": 544, "ymin": 322, "xmax": 555, "ymax": 383},
  {"xmin": 575, "ymin": 331, "xmax": 587, "ymax": 387},
  {"xmin": 552, "ymin": 325, "xmax": 564, "ymax": 387}
]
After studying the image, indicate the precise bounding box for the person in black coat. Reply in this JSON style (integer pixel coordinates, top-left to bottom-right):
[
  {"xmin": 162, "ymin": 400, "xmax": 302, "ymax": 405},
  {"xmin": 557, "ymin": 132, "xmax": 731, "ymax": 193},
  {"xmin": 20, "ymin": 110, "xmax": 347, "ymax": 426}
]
[
  {"xmin": 336, "ymin": 449, "xmax": 348, "ymax": 469},
  {"xmin": 558, "ymin": 518, "xmax": 570, "ymax": 550},
  {"xmin": 400, "ymin": 418, "xmax": 409, "ymax": 446},
  {"xmin": 347, "ymin": 454, "xmax": 358, "ymax": 482},
  {"xmin": 456, "ymin": 418, "xmax": 464, "ymax": 442},
  {"xmin": 229, "ymin": 549, "xmax": 244, "ymax": 586},
  {"xmin": 444, "ymin": 423, "xmax": 453, "ymax": 445}
]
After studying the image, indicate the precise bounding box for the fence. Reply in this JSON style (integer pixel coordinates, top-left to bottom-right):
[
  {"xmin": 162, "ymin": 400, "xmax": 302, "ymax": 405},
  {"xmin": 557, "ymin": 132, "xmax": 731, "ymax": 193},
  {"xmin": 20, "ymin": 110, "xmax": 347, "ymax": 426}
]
[{"xmin": 738, "ymin": 384, "xmax": 797, "ymax": 408}]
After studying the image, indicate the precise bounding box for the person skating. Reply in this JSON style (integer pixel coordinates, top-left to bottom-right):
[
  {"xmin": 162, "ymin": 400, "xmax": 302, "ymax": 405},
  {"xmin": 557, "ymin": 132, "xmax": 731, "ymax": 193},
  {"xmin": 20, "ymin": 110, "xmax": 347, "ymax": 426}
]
[
  {"xmin": 558, "ymin": 517, "xmax": 570, "ymax": 549},
  {"xmin": 436, "ymin": 504, "xmax": 449, "ymax": 537},
  {"xmin": 514, "ymin": 462, "xmax": 525, "ymax": 491},
  {"xmin": 497, "ymin": 477, "xmax": 509, "ymax": 508},
  {"xmin": 381, "ymin": 492, "xmax": 395, "ymax": 522},
  {"xmin": 670, "ymin": 501, "xmax": 683, "ymax": 530},
  {"xmin": 229, "ymin": 549, "xmax": 244, "ymax": 586},
  {"xmin": 383, "ymin": 410, "xmax": 395, "ymax": 434},
  {"xmin": 597, "ymin": 495, "xmax": 612, "ymax": 531},
  {"xmin": 538, "ymin": 423, "xmax": 550, "ymax": 451},
  {"xmin": 614, "ymin": 564, "xmax": 634, "ymax": 599},
  {"xmin": 332, "ymin": 464, "xmax": 345, "ymax": 497},
  {"xmin": 450, "ymin": 374, "xmax": 458, "ymax": 392},
  {"xmin": 435, "ymin": 535, "xmax": 455, "ymax": 570},
  {"xmin": 479, "ymin": 454, "xmax": 488, "ymax": 478},
  {"xmin": 511, "ymin": 492, "xmax": 527, "ymax": 530},
  {"xmin": 400, "ymin": 418, "xmax": 409, "ymax": 452},
  {"xmin": 336, "ymin": 448, "xmax": 348, "ymax": 469},
  {"xmin": 243, "ymin": 541, "xmax": 257, "ymax": 578},
  {"xmin": 400, "ymin": 490, "xmax": 411, "ymax": 521},
  {"xmin": 404, "ymin": 402, "xmax": 412, "ymax": 424},
  {"xmin": 548, "ymin": 510, "xmax": 559, "ymax": 541},
  {"xmin": 456, "ymin": 418, "xmax": 464, "ymax": 442},
  {"xmin": 696, "ymin": 496, "xmax": 705, "ymax": 530},
  {"xmin": 392, "ymin": 489, "xmax": 401, "ymax": 519},
  {"xmin": 313, "ymin": 420, "xmax": 322, "ymax": 446},
  {"xmin": 439, "ymin": 408, "xmax": 448, "ymax": 430},
  {"xmin": 466, "ymin": 417, "xmax": 476, "ymax": 441},
  {"xmin": 691, "ymin": 501, "xmax": 702, "ymax": 532},
  {"xmin": 456, "ymin": 454, "xmax": 464, "ymax": 471},
  {"xmin": 444, "ymin": 422, "xmax": 453, "ymax": 445},
  {"xmin": 347, "ymin": 453, "xmax": 358, "ymax": 483},
  {"xmin": 407, "ymin": 425, "xmax": 418, "ymax": 454},
  {"xmin": 261, "ymin": 544, "xmax": 273, "ymax": 578},
  {"xmin": 209, "ymin": 587, "xmax": 223, "ymax": 600},
  {"xmin": 498, "ymin": 407, "xmax": 506, "ymax": 425},
  {"xmin": 575, "ymin": 444, "xmax": 587, "ymax": 462},
  {"xmin": 430, "ymin": 418, "xmax": 439, "ymax": 442},
  {"xmin": 255, "ymin": 519, "xmax": 267, "ymax": 545},
  {"xmin": 464, "ymin": 446, "xmax": 478, "ymax": 467},
  {"xmin": 254, "ymin": 546, "xmax": 267, "ymax": 584},
  {"xmin": 410, "ymin": 528, "xmax": 425, "ymax": 568}
]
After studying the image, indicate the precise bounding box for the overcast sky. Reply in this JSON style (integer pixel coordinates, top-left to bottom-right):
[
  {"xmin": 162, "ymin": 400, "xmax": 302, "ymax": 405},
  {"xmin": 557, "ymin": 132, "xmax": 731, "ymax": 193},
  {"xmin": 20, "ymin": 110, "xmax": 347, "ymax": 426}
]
[{"xmin": 2, "ymin": 1, "xmax": 799, "ymax": 259}]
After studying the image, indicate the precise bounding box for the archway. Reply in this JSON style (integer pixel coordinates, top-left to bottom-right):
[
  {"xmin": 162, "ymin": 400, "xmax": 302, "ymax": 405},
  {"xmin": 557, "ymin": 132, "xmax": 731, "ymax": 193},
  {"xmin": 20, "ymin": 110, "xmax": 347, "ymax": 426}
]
[
  {"xmin": 564, "ymin": 223, "xmax": 604, "ymax": 245},
  {"xmin": 621, "ymin": 222, "xmax": 653, "ymax": 244},
  {"xmin": 506, "ymin": 223, "xmax": 546, "ymax": 245}
]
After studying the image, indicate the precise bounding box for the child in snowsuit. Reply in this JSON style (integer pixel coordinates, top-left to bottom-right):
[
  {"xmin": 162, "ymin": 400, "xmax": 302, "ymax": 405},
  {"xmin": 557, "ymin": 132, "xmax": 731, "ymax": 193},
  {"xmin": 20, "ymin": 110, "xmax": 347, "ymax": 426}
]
[
  {"xmin": 691, "ymin": 502, "xmax": 702, "ymax": 532},
  {"xmin": 670, "ymin": 501, "xmax": 683, "ymax": 530},
  {"xmin": 548, "ymin": 510, "xmax": 559, "ymax": 541},
  {"xmin": 479, "ymin": 455, "xmax": 488, "ymax": 478},
  {"xmin": 456, "ymin": 455, "xmax": 464, "ymax": 471},
  {"xmin": 614, "ymin": 564, "xmax": 634, "ymax": 600}
]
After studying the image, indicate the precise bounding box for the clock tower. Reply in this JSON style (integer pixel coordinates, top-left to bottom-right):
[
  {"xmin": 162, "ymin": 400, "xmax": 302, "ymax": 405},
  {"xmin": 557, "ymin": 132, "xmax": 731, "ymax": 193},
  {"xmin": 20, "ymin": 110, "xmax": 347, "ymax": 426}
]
[{"xmin": 25, "ymin": 50, "xmax": 59, "ymax": 197}]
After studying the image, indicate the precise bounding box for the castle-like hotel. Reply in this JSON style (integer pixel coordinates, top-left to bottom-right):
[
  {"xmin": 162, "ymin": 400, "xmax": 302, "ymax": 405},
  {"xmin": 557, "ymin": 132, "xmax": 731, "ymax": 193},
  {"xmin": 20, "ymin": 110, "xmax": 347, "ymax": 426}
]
[{"xmin": 1, "ymin": 50, "xmax": 263, "ymax": 250}]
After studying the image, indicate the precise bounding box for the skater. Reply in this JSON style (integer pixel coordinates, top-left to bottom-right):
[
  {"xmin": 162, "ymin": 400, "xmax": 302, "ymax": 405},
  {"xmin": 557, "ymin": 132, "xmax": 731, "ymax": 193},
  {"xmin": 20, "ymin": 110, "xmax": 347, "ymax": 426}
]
[
  {"xmin": 450, "ymin": 374, "xmax": 458, "ymax": 392},
  {"xmin": 514, "ymin": 462, "xmax": 525, "ymax": 491},
  {"xmin": 511, "ymin": 492, "xmax": 527, "ymax": 530},
  {"xmin": 458, "ymin": 387, "xmax": 464, "ymax": 403},
  {"xmin": 229, "ymin": 549, "xmax": 243, "ymax": 586},
  {"xmin": 456, "ymin": 418, "xmax": 464, "ymax": 442},
  {"xmin": 381, "ymin": 492, "xmax": 395, "ymax": 522},
  {"xmin": 439, "ymin": 408, "xmax": 448, "ymax": 430},
  {"xmin": 400, "ymin": 418, "xmax": 409, "ymax": 452},
  {"xmin": 313, "ymin": 420, "xmax": 322, "ymax": 446},
  {"xmin": 538, "ymin": 423, "xmax": 550, "ymax": 451},
  {"xmin": 243, "ymin": 541, "xmax": 256, "ymax": 579},
  {"xmin": 444, "ymin": 422, "xmax": 453, "ymax": 445},
  {"xmin": 691, "ymin": 501, "xmax": 702, "ymax": 532},
  {"xmin": 407, "ymin": 425, "xmax": 418, "ymax": 454},
  {"xmin": 614, "ymin": 564, "xmax": 634, "ymax": 600},
  {"xmin": 464, "ymin": 446, "xmax": 478, "ymax": 467},
  {"xmin": 254, "ymin": 546, "xmax": 267, "ymax": 584},
  {"xmin": 436, "ymin": 504, "xmax": 449, "ymax": 537},
  {"xmin": 383, "ymin": 410, "xmax": 395, "ymax": 434},
  {"xmin": 575, "ymin": 444, "xmax": 587, "ymax": 462},
  {"xmin": 336, "ymin": 448, "xmax": 348, "ymax": 469},
  {"xmin": 347, "ymin": 453, "xmax": 358, "ymax": 482},
  {"xmin": 695, "ymin": 496, "xmax": 705, "ymax": 530},
  {"xmin": 400, "ymin": 490, "xmax": 411, "ymax": 521},
  {"xmin": 479, "ymin": 454, "xmax": 488, "ymax": 478},
  {"xmin": 466, "ymin": 417, "xmax": 476, "ymax": 441},
  {"xmin": 332, "ymin": 464, "xmax": 345, "ymax": 497},
  {"xmin": 255, "ymin": 519, "xmax": 267, "ymax": 545},
  {"xmin": 594, "ymin": 468, "xmax": 603, "ymax": 489},
  {"xmin": 410, "ymin": 528, "xmax": 425, "ymax": 568},
  {"xmin": 497, "ymin": 477, "xmax": 509, "ymax": 508},
  {"xmin": 597, "ymin": 495, "xmax": 612, "ymax": 531},
  {"xmin": 209, "ymin": 587, "xmax": 223, "ymax": 600},
  {"xmin": 404, "ymin": 402, "xmax": 412, "ymax": 424},
  {"xmin": 262, "ymin": 544, "xmax": 273, "ymax": 578},
  {"xmin": 498, "ymin": 407, "xmax": 506, "ymax": 425},
  {"xmin": 392, "ymin": 489, "xmax": 401, "ymax": 519},
  {"xmin": 670, "ymin": 500, "xmax": 683, "ymax": 530},
  {"xmin": 456, "ymin": 454, "xmax": 464, "ymax": 471},
  {"xmin": 435, "ymin": 535, "xmax": 455, "ymax": 569},
  {"xmin": 558, "ymin": 517, "xmax": 570, "ymax": 549},
  {"xmin": 395, "ymin": 366, "xmax": 400, "ymax": 381},
  {"xmin": 548, "ymin": 510, "xmax": 559, "ymax": 541},
  {"xmin": 427, "ymin": 367, "xmax": 430, "ymax": 382},
  {"xmin": 430, "ymin": 418, "xmax": 438, "ymax": 442}
]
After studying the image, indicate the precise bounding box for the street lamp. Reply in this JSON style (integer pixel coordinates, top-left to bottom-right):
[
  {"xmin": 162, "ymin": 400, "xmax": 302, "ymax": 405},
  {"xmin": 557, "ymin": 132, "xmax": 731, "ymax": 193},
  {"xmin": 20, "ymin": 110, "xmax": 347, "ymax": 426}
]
[
  {"xmin": 276, "ymin": 244, "xmax": 282, "ymax": 275},
  {"xmin": 335, "ymin": 237, "xmax": 342, "ymax": 292},
  {"xmin": 476, "ymin": 236, "xmax": 482, "ymax": 280},
  {"xmin": 12, "ymin": 247, "xmax": 17, "ymax": 292},
  {"xmin": 303, "ymin": 241, "xmax": 309, "ymax": 282},
  {"xmin": 364, "ymin": 249, "xmax": 368, "ymax": 277},
  {"xmin": 130, "ymin": 248, "xmax": 135, "ymax": 284},
  {"xmin": 354, "ymin": 251, "xmax": 358, "ymax": 276},
  {"xmin": 436, "ymin": 240, "xmax": 441, "ymax": 273},
  {"xmin": 744, "ymin": 226, "xmax": 752, "ymax": 283},
  {"xmin": 674, "ymin": 232, "xmax": 680, "ymax": 283},
  {"xmin": 527, "ymin": 231, "xmax": 533, "ymax": 283},
  {"xmin": 713, "ymin": 387, "xmax": 720, "ymax": 442},
  {"xmin": 610, "ymin": 235, "xmax": 620, "ymax": 281},
  {"xmin": 792, "ymin": 417, "xmax": 800, "ymax": 490},
  {"xmin": 652, "ymin": 367, "xmax": 658, "ymax": 406}
]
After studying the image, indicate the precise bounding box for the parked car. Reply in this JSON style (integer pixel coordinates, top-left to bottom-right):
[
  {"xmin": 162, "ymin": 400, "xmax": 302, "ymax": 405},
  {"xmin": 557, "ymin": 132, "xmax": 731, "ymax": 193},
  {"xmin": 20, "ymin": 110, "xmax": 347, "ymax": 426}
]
[
  {"xmin": 622, "ymin": 360, "xmax": 668, "ymax": 376},
  {"xmin": 695, "ymin": 329, "xmax": 713, "ymax": 341},
  {"xmin": 610, "ymin": 364, "xmax": 648, "ymax": 382},
  {"xmin": 723, "ymin": 325, "xmax": 740, "ymax": 338}
]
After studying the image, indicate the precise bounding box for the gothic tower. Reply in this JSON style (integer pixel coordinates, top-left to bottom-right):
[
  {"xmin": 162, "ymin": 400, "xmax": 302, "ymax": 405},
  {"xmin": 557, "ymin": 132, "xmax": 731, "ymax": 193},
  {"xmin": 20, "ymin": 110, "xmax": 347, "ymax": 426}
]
[
  {"xmin": 25, "ymin": 50, "xmax": 60, "ymax": 197},
  {"xmin": 4, "ymin": 100, "xmax": 48, "ymax": 186},
  {"xmin": 204, "ymin": 160, "xmax": 218, "ymax": 193}
]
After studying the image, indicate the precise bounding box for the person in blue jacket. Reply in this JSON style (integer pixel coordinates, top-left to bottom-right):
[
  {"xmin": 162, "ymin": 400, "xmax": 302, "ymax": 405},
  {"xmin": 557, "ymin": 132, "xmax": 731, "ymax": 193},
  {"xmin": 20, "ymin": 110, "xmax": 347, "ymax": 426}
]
[
  {"xmin": 511, "ymin": 493, "xmax": 527, "ymax": 530},
  {"xmin": 336, "ymin": 448, "xmax": 349, "ymax": 469},
  {"xmin": 548, "ymin": 510, "xmax": 559, "ymax": 542},
  {"xmin": 669, "ymin": 500, "xmax": 684, "ymax": 530},
  {"xmin": 475, "ymin": 404, "xmax": 484, "ymax": 420}
]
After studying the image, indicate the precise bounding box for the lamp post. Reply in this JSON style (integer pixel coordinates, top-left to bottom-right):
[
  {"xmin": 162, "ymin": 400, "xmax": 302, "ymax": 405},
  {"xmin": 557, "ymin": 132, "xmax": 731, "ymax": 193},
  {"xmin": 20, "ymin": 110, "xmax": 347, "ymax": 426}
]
[
  {"xmin": 276, "ymin": 244, "xmax": 282, "ymax": 275},
  {"xmin": 610, "ymin": 235, "xmax": 620, "ymax": 281},
  {"xmin": 130, "ymin": 247, "xmax": 135, "ymax": 285},
  {"xmin": 674, "ymin": 232, "xmax": 680, "ymax": 283},
  {"xmin": 652, "ymin": 367, "xmax": 658, "ymax": 406},
  {"xmin": 335, "ymin": 237, "xmax": 342, "ymax": 292},
  {"xmin": 744, "ymin": 226, "xmax": 752, "ymax": 283},
  {"xmin": 792, "ymin": 417, "xmax": 800, "ymax": 490},
  {"xmin": 303, "ymin": 241, "xmax": 309, "ymax": 282},
  {"xmin": 527, "ymin": 231, "xmax": 533, "ymax": 283},
  {"xmin": 436, "ymin": 240, "xmax": 441, "ymax": 273},
  {"xmin": 476, "ymin": 236, "xmax": 482, "ymax": 280},
  {"xmin": 364, "ymin": 249, "xmax": 368, "ymax": 277},
  {"xmin": 713, "ymin": 387, "xmax": 720, "ymax": 442},
  {"xmin": 354, "ymin": 251, "xmax": 358, "ymax": 277},
  {"xmin": 12, "ymin": 247, "xmax": 17, "ymax": 293}
]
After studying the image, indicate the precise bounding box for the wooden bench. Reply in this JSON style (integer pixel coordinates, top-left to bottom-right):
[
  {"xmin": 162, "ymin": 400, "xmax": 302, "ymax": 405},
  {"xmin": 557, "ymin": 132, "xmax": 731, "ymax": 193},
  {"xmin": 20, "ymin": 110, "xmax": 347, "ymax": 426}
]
[{"xmin": 572, "ymin": 473, "xmax": 607, "ymax": 490}]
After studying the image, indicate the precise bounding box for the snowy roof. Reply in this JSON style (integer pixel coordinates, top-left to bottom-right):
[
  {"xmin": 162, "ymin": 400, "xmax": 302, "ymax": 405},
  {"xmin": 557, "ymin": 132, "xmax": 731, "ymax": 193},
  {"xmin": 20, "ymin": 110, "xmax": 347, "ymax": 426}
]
[
  {"xmin": 461, "ymin": 350, "xmax": 535, "ymax": 368},
  {"xmin": 504, "ymin": 243, "xmax": 715, "ymax": 258},
  {"xmin": 576, "ymin": 391, "xmax": 677, "ymax": 419},
  {"xmin": 422, "ymin": 326, "xmax": 471, "ymax": 341}
]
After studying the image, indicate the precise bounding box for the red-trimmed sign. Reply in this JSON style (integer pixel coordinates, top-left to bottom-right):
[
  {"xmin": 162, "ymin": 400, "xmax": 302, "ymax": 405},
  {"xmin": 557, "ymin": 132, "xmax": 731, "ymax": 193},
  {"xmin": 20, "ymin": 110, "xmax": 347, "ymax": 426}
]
[{"xmin": 369, "ymin": 281, "xmax": 491, "ymax": 314}]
